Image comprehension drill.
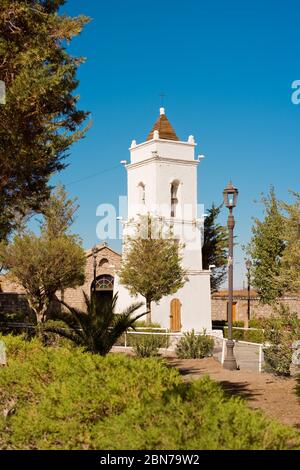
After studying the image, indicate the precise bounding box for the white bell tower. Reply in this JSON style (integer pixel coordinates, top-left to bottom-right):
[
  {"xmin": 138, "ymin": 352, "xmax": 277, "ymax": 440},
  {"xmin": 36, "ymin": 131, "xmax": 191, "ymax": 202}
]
[{"xmin": 114, "ymin": 108, "xmax": 212, "ymax": 332}]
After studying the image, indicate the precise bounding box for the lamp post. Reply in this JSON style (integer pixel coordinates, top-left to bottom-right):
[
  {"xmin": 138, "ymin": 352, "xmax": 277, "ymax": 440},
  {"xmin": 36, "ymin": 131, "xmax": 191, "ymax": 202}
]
[
  {"xmin": 245, "ymin": 259, "xmax": 252, "ymax": 323},
  {"xmin": 92, "ymin": 246, "xmax": 97, "ymax": 294},
  {"xmin": 223, "ymin": 181, "xmax": 239, "ymax": 371}
]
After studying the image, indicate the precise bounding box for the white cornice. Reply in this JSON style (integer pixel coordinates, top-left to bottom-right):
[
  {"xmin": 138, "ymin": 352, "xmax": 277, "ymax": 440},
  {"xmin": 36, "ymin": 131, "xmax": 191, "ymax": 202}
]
[
  {"xmin": 126, "ymin": 156, "xmax": 199, "ymax": 170},
  {"xmin": 129, "ymin": 138, "xmax": 197, "ymax": 151}
]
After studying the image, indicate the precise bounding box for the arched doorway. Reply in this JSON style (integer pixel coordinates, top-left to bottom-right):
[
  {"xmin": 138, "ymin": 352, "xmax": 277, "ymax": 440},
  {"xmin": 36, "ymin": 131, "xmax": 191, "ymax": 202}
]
[
  {"xmin": 91, "ymin": 274, "xmax": 114, "ymax": 305},
  {"xmin": 170, "ymin": 298, "xmax": 181, "ymax": 332}
]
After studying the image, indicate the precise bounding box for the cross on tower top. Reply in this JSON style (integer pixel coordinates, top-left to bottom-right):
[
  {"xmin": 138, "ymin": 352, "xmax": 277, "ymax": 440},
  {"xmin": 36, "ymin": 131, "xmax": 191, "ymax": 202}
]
[{"xmin": 159, "ymin": 91, "xmax": 166, "ymax": 107}]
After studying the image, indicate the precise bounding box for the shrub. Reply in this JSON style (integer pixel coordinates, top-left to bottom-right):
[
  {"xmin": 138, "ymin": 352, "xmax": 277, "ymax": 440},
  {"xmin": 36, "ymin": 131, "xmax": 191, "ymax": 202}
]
[
  {"xmin": 176, "ymin": 330, "xmax": 214, "ymax": 359},
  {"xmin": 132, "ymin": 335, "xmax": 161, "ymax": 357},
  {"xmin": 262, "ymin": 305, "xmax": 300, "ymax": 376},
  {"xmin": 0, "ymin": 335, "xmax": 299, "ymax": 450},
  {"xmin": 133, "ymin": 320, "xmax": 162, "ymax": 328}
]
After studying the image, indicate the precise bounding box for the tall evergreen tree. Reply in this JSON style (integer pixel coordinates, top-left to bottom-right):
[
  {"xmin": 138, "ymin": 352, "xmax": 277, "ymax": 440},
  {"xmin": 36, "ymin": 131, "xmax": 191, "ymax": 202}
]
[
  {"xmin": 247, "ymin": 187, "xmax": 285, "ymax": 304},
  {"xmin": 0, "ymin": 0, "xmax": 90, "ymax": 240},
  {"xmin": 202, "ymin": 203, "xmax": 228, "ymax": 292}
]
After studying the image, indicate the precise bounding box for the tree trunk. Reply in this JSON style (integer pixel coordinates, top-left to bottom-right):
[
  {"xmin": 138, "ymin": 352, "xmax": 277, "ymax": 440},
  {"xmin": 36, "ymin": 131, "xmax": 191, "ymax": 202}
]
[
  {"xmin": 27, "ymin": 298, "xmax": 48, "ymax": 326},
  {"xmin": 146, "ymin": 299, "xmax": 151, "ymax": 325}
]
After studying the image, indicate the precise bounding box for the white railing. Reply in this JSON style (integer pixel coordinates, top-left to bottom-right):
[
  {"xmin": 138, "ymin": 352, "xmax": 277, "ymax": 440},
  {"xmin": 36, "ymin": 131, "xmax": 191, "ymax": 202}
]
[{"xmin": 220, "ymin": 337, "xmax": 264, "ymax": 372}]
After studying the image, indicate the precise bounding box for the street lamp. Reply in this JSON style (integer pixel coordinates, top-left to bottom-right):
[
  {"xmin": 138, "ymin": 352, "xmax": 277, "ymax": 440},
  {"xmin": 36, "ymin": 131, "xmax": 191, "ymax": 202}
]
[
  {"xmin": 245, "ymin": 259, "xmax": 252, "ymax": 323},
  {"xmin": 92, "ymin": 246, "xmax": 97, "ymax": 294},
  {"xmin": 223, "ymin": 181, "xmax": 239, "ymax": 370}
]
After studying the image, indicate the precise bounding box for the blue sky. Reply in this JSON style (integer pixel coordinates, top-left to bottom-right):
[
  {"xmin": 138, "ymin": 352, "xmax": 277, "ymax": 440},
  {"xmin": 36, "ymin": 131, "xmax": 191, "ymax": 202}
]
[{"xmin": 51, "ymin": 0, "xmax": 300, "ymax": 287}]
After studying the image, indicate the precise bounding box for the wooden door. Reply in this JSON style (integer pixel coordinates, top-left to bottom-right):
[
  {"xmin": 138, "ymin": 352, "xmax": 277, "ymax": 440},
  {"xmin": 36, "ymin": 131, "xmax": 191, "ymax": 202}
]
[
  {"xmin": 232, "ymin": 302, "xmax": 237, "ymax": 322},
  {"xmin": 170, "ymin": 299, "xmax": 181, "ymax": 332},
  {"xmin": 227, "ymin": 302, "xmax": 237, "ymax": 322}
]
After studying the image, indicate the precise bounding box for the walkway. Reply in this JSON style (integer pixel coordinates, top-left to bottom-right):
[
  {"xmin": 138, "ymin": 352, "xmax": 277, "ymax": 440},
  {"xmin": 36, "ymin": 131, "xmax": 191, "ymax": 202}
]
[{"xmin": 168, "ymin": 356, "xmax": 300, "ymax": 428}]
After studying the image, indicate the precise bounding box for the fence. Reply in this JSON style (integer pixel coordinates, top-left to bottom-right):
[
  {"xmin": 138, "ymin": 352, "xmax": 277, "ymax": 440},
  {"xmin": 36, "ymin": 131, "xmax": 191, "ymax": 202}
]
[
  {"xmin": 0, "ymin": 322, "xmax": 266, "ymax": 372},
  {"xmin": 218, "ymin": 337, "xmax": 264, "ymax": 373}
]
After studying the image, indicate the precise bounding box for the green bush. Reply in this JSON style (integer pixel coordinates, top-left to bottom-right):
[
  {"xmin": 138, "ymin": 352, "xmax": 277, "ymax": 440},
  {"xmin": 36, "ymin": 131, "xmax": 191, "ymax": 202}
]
[
  {"xmin": 262, "ymin": 306, "xmax": 300, "ymax": 376},
  {"xmin": 133, "ymin": 320, "xmax": 162, "ymax": 328},
  {"xmin": 132, "ymin": 335, "xmax": 161, "ymax": 357},
  {"xmin": 223, "ymin": 320, "xmax": 264, "ymax": 344},
  {"xmin": 175, "ymin": 330, "xmax": 214, "ymax": 359},
  {"xmin": 0, "ymin": 335, "xmax": 299, "ymax": 450}
]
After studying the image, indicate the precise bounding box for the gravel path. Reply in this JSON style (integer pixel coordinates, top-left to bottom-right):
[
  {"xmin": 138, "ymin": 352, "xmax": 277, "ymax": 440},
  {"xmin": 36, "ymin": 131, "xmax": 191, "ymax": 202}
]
[{"xmin": 168, "ymin": 356, "xmax": 300, "ymax": 428}]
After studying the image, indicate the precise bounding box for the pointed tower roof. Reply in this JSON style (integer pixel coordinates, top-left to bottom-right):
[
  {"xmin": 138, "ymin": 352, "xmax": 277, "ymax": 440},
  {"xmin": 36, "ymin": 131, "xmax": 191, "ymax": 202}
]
[{"xmin": 146, "ymin": 107, "xmax": 180, "ymax": 141}]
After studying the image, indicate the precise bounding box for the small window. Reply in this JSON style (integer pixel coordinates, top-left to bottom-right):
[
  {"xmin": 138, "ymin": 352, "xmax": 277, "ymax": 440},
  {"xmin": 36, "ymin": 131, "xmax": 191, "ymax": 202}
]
[
  {"xmin": 138, "ymin": 182, "xmax": 146, "ymax": 205},
  {"xmin": 99, "ymin": 258, "xmax": 109, "ymax": 268},
  {"xmin": 170, "ymin": 180, "xmax": 179, "ymax": 217}
]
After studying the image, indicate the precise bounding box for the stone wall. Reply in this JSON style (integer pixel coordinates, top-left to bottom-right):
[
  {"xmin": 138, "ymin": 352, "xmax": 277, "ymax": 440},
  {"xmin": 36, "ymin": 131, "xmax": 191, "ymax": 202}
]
[
  {"xmin": 0, "ymin": 293, "xmax": 31, "ymax": 317},
  {"xmin": 62, "ymin": 244, "xmax": 121, "ymax": 310},
  {"xmin": 212, "ymin": 291, "xmax": 300, "ymax": 323},
  {"xmin": 0, "ymin": 243, "xmax": 122, "ymax": 316}
]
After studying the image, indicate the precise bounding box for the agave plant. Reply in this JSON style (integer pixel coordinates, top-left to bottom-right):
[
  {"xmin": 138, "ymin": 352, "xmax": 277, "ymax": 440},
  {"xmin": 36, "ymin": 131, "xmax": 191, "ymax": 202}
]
[{"xmin": 43, "ymin": 292, "xmax": 145, "ymax": 355}]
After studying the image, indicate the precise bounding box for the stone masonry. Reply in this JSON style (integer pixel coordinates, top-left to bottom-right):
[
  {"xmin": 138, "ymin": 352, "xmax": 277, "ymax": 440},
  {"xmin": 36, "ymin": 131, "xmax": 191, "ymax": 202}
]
[
  {"xmin": 0, "ymin": 243, "xmax": 121, "ymax": 316},
  {"xmin": 212, "ymin": 290, "xmax": 300, "ymax": 323}
]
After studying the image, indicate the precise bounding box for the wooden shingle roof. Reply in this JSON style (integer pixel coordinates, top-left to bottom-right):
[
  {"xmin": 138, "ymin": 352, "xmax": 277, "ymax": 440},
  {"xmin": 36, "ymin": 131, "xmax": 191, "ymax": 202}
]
[{"xmin": 146, "ymin": 108, "xmax": 179, "ymax": 141}]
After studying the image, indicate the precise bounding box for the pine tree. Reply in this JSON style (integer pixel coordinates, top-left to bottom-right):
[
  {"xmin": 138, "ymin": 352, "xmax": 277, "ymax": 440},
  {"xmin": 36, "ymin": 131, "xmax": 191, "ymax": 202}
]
[
  {"xmin": 202, "ymin": 203, "xmax": 228, "ymax": 292},
  {"xmin": 247, "ymin": 187, "xmax": 285, "ymax": 304},
  {"xmin": 0, "ymin": 0, "xmax": 90, "ymax": 240}
]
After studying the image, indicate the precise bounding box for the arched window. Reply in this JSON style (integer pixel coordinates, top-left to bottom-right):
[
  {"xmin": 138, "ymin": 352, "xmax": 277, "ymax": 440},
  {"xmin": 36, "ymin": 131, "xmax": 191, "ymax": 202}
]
[
  {"xmin": 170, "ymin": 180, "xmax": 179, "ymax": 217},
  {"xmin": 138, "ymin": 182, "xmax": 146, "ymax": 205},
  {"xmin": 99, "ymin": 258, "xmax": 109, "ymax": 268},
  {"xmin": 94, "ymin": 275, "xmax": 114, "ymax": 291}
]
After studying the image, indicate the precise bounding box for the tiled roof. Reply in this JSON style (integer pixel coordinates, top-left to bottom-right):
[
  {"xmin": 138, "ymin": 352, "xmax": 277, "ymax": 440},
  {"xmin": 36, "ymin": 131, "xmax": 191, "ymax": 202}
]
[{"xmin": 146, "ymin": 109, "xmax": 179, "ymax": 141}]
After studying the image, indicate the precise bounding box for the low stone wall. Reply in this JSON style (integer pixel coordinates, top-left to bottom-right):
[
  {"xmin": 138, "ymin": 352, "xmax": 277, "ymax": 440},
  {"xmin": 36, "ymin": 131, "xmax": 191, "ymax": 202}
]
[
  {"xmin": 212, "ymin": 295, "xmax": 300, "ymax": 322},
  {"xmin": 0, "ymin": 293, "xmax": 32, "ymax": 317}
]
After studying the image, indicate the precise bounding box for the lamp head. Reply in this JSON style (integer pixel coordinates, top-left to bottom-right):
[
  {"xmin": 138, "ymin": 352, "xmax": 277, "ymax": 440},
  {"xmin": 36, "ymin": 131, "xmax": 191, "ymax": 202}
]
[
  {"xmin": 223, "ymin": 181, "xmax": 239, "ymax": 209},
  {"xmin": 245, "ymin": 259, "xmax": 252, "ymax": 271}
]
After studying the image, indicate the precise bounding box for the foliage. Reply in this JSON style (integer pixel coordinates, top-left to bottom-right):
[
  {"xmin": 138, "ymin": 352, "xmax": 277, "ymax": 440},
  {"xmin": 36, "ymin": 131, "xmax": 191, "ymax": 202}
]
[
  {"xmin": 0, "ymin": 335, "xmax": 298, "ymax": 450},
  {"xmin": 246, "ymin": 187, "xmax": 285, "ymax": 304},
  {"xmin": 0, "ymin": 0, "xmax": 90, "ymax": 240},
  {"xmin": 119, "ymin": 215, "xmax": 187, "ymax": 323},
  {"xmin": 44, "ymin": 292, "xmax": 145, "ymax": 355},
  {"xmin": 222, "ymin": 321, "xmax": 264, "ymax": 343},
  {"xmin": 133, "ymin": 320, "xmax": 162, "ymax": 328},
  {"xmin": 279, "ymin": 192, "xmax": 300, "ymax": 293},
  {"xmin": 0, "ymin": 187, "xmax": 86, "ymax": 323},
  {"xmin": 202, "ymin": 203, "xmax": 228, "ymax": 292},
  {"xmin": 132, "ymin": 335, "xmax": 162, "ymax": 357},
  {"xmin": 40, "ymin": 184, "xmax": 79, "ymax": 239},
  {"xmin": 262, "ymin": 305, "xmax": 300, "ymax": 376},
  {"xmin": 176, "ymin": 330, "xmax": 214, "ymax": 359}
]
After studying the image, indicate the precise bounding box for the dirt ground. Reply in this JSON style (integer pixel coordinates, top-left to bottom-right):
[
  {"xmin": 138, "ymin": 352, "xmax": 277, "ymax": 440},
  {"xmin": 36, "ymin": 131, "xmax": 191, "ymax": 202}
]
[{"xmin": 167, "ymin": 356, "xmax": 300, "ymax": 429}]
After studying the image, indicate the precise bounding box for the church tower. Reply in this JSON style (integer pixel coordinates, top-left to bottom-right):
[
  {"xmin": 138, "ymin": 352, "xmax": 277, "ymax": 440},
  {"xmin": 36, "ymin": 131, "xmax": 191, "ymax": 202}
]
[{"xmin": 114, "ymin": 108, "xmax": 212, "ymax": 332}]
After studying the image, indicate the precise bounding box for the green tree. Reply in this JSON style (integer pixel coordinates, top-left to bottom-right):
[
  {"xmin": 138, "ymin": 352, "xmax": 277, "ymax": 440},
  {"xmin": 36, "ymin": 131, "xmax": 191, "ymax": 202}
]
[
  {"xmin": 44, "ymin": 292, "xmax": 145, "ymax": 355},
  {"xmin": 119, "ymin": 215, "xmax": 187, "ymax": 324},
  {"xmin": 0, "ymin": 186, "xmax": 86, "ymax": 323},
  {"xmin": 0, "ymin": 0, "xmax": 90, "ymax": 240},
  {"xmin": 279, "ymin": 192, "xmax": 300, "ymax": 293},
  {"xmin": 202, "ymin": 203, "xmax": 228, "ymax": 292},
  {"xmin": 41, "ymin": 184, "xmax": 79, "ymax": 238},
  {"xmin": 247, "ymin": 187, "xmax": 285, "ymax": 304}
]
